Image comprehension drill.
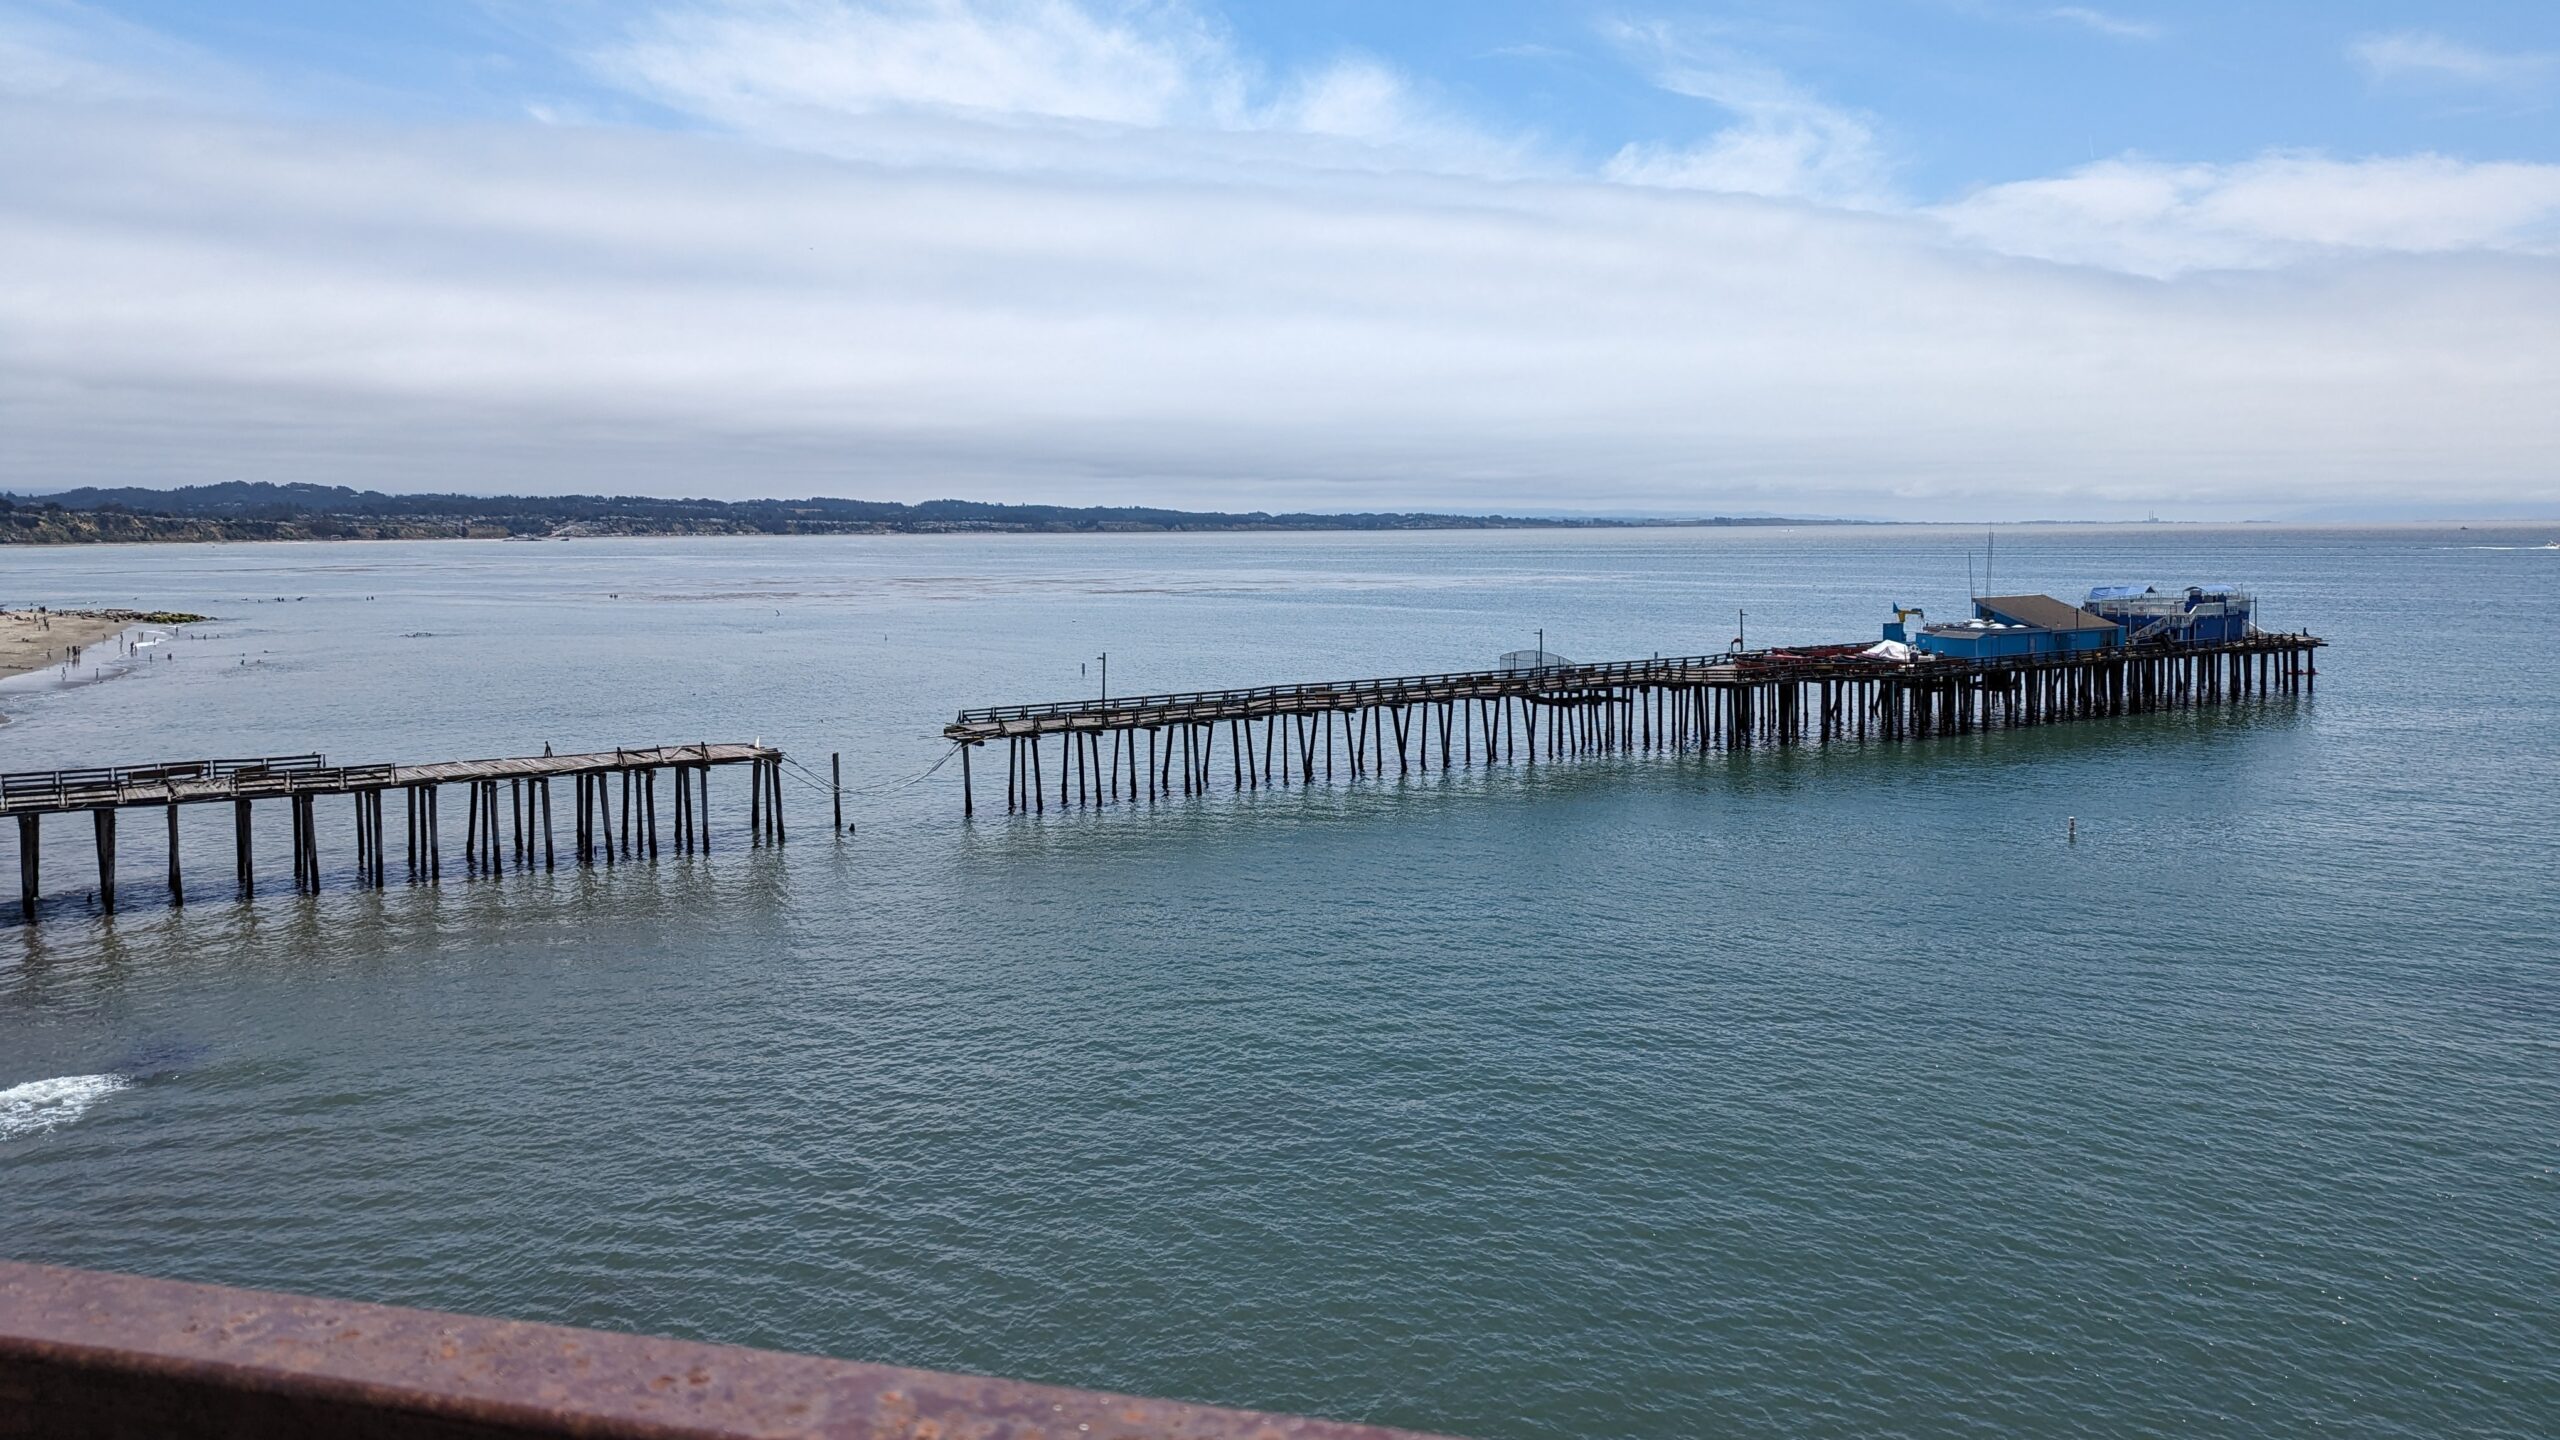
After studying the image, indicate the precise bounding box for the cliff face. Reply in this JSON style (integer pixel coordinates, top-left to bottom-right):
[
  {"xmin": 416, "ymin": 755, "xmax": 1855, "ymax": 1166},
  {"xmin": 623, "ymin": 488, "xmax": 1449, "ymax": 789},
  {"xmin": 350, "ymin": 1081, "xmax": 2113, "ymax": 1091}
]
[{"xmin": 0, "ymin": 508, "xmax": 428, "ymax": 543}]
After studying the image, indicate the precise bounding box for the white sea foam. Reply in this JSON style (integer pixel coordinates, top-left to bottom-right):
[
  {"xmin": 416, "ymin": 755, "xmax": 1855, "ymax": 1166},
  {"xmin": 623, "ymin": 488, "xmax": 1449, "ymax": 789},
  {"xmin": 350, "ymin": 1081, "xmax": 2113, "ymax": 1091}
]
[{"xmin": 0, "ymin": 1074, "xmax": 131, "ymax": 1140}]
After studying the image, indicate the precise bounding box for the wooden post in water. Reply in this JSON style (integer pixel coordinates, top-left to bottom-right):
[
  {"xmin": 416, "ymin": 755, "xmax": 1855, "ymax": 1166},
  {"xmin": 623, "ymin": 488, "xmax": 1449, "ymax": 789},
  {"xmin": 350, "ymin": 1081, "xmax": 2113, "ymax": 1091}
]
[
  {"xmin": 296, "ymin": 795, "xmax": 314, "ymax": 893},
  {"xmin": 234, "ymin": 799, "xmax": 253, "ymax": 899},
  {"xmin": 94, "ymin": 810, "xmax": 115, "ymax": 914},
  {"xmin": 484, "ymin": 782, "xmax": 502, "ymax": 875},
  {"xmin": 16, "ymin": 814, "xmax": 34, "ymax": 922},
  {"xmin": 166, "ymin": 800, "xmax": 182, "ymax": 907}
]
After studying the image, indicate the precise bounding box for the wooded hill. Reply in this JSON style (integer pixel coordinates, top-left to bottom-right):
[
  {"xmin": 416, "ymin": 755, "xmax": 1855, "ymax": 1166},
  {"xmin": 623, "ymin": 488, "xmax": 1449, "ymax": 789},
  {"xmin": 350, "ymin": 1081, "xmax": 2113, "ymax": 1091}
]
[{"xmin": 1, "ymin": 483, "xmax": 1823, "ymax": 543}]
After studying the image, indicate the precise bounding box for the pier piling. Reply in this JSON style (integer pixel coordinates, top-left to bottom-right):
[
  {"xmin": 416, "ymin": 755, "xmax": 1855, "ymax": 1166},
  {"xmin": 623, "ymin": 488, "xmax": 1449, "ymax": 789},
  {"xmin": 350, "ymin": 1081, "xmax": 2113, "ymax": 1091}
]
[{"xmin": 92, "ymin": 810, "xmax": 114, "ymax": 915}]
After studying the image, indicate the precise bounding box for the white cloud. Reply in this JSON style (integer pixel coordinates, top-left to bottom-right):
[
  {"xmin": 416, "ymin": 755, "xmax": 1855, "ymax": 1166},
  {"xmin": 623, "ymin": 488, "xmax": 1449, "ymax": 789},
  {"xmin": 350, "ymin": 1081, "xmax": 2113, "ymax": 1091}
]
[
  {"xmin": 1937, "ymin": 151, "xmax": 2560, "ymax": 275},
  {"xmin": 1, "ymin": 3, "xmax": 2556, "ymax": 519},
  {"xmin": 2046, "ymin": 8, "xmax": 2161, "ymax": 43},
  {"xmin": 8, "ymin": 100, "xmax": 2556, "ymax": 517},
  {"xmin": 0, "ymin": 0, "xmax": 248, "ymax": 104},
  {"xmin": 1268, "ymin": 56, "xmax": 1407, "ymax": 142},
  {"xmin": 590, "ymin": 0, "xmax": 1535, "ymax": 179},
  {"xmin": 1599, "ymin": 23, "xmax": 1892, "ymax": 207},
  {"xmin": 2351, "ymin": 30, "xmax": 2557, "ymax": 91},
  {"xmin": 598, "ymin": 0, "xmax": 1245, "ymax": 130}
]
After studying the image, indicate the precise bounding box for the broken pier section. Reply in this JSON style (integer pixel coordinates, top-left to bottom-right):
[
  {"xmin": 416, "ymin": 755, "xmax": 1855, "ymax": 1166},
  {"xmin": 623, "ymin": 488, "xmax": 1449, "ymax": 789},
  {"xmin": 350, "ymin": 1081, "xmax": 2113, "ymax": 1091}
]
[{"xmin": 4, "ymin": 743, "xmax": 788, "ymax": 922}]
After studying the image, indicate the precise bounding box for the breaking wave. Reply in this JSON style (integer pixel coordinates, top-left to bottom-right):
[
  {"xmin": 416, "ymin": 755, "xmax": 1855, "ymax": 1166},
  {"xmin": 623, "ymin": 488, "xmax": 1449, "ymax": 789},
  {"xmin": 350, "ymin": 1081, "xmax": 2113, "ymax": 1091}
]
[{"xmin": 0, "ymin": 1074, "xmax": 130, "ymax": 1140}]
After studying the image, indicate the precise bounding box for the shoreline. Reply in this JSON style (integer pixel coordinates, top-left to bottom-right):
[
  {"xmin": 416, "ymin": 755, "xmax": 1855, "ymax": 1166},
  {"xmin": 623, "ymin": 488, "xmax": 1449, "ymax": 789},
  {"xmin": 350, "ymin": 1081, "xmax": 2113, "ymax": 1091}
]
[{"xmin": 0, "ymin": 609, "xmax": 206, "ymax": 683}]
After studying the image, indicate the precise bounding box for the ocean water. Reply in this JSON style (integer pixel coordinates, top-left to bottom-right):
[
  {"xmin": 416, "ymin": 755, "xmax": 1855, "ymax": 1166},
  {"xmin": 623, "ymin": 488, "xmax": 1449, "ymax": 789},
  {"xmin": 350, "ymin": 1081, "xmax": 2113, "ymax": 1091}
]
[{"xmin": 1, "ymin": 524, "xmax": 2554, "ymax": 1439}]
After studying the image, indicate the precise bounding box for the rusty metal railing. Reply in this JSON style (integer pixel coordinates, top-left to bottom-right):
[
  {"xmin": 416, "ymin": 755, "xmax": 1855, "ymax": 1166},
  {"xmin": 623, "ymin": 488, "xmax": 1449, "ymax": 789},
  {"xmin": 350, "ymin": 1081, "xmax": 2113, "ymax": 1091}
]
[{"xmin": 0, "ymin": 1260, "xmax": 1459, "ymax": 1440}]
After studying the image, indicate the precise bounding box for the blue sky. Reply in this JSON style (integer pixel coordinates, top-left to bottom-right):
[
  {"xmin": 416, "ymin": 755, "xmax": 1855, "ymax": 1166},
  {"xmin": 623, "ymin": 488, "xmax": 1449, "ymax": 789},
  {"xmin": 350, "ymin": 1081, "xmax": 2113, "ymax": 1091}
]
[
  {"xmin": 4, "ymin": 1, "xmax": 2557, "ymax": 516},
  {"xmin": 78, "ymin": 2, "xmax": 2560, "ymax": 195}
]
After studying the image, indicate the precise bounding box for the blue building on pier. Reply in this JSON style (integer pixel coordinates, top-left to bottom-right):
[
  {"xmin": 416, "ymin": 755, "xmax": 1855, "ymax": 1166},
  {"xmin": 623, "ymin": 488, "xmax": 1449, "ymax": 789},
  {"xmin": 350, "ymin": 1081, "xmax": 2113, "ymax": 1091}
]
[{"xmin": 1887, "ymin": 594, "xmax": 2125, "ymax": 661}]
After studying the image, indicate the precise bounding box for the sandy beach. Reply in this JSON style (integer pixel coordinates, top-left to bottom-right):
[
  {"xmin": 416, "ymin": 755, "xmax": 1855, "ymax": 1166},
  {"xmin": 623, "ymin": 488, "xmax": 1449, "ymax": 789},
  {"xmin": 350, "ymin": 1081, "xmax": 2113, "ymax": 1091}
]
[{"xmin": 0, "ymin": 609, "xmax": 192, "ymax": 682}]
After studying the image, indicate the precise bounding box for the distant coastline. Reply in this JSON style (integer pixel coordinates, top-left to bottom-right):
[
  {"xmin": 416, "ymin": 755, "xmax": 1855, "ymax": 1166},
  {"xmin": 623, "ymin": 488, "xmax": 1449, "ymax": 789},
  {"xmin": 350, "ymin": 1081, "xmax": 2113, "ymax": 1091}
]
[{"xmin": 0, "ymin": 484, "xmax": 1851, "ymax": 545}]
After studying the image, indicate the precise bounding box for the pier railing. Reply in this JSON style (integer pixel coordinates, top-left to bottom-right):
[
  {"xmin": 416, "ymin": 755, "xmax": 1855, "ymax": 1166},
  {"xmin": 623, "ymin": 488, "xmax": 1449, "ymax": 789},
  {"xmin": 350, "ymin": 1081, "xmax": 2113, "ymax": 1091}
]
[
  {"xmin": 0, "ymin": 755, "xmax": 333, "ymax": 809},
  {"xmin": 0, "ymin": 745, "xmax": 777, "ymax": 815},
  {"xmin": 0, "ymin": 1259, "xmax": 1454, "ymax": 1440},
  {"xmin": 956, "ymin": 652, "xmax": 1744, "ymax": 729}
]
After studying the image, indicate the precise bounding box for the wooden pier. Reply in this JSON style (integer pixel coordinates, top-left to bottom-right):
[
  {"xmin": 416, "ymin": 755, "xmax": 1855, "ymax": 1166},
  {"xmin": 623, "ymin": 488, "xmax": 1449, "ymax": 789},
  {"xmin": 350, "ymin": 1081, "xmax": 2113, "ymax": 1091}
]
[
  {"xmin": 943, "ymin": 634, "xmax": 2323, "ymax": 815},
  {"xmin": 4, "ymin": 744, "xmax": 787, "ymax": 922}
]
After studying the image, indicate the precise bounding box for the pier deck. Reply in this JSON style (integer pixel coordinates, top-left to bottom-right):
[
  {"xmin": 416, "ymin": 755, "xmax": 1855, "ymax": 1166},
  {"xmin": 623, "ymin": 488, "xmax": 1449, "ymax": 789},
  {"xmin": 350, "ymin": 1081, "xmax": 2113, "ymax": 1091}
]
[
  {"xmin": 6, "ymin": 744, "xmax": 789, "ymax": 922},
  {"xmin": 944, "ymin": 633, "xmax": 2323, "ymax": 815}
]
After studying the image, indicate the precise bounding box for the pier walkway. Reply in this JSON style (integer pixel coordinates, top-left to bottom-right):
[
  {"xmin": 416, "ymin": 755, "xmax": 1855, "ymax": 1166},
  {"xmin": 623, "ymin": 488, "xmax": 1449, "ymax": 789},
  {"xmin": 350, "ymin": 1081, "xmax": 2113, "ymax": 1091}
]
[
  {"xmin": 5, "ymin": 743, "xmax": 787, "ymax": 922},
  {"xmin": 944, "ymin": 633, "xmax": 2323, "ymax": 814}
]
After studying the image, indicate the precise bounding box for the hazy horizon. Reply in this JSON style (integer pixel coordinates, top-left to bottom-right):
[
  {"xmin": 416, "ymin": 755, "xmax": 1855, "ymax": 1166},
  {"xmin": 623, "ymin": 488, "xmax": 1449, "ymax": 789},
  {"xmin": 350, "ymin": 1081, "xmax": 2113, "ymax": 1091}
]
[{"xmin": 9, "ymin": 480, "xmax": 2560, "ymax": 528}]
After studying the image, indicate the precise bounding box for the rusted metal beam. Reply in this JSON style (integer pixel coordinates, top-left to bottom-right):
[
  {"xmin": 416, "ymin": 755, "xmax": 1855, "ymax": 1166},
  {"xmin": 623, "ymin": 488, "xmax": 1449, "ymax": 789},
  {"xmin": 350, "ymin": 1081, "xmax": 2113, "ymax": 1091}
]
[{"xmin": 0, "ymin": 1261, "xmax": 1459, "ymax": 1440}]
